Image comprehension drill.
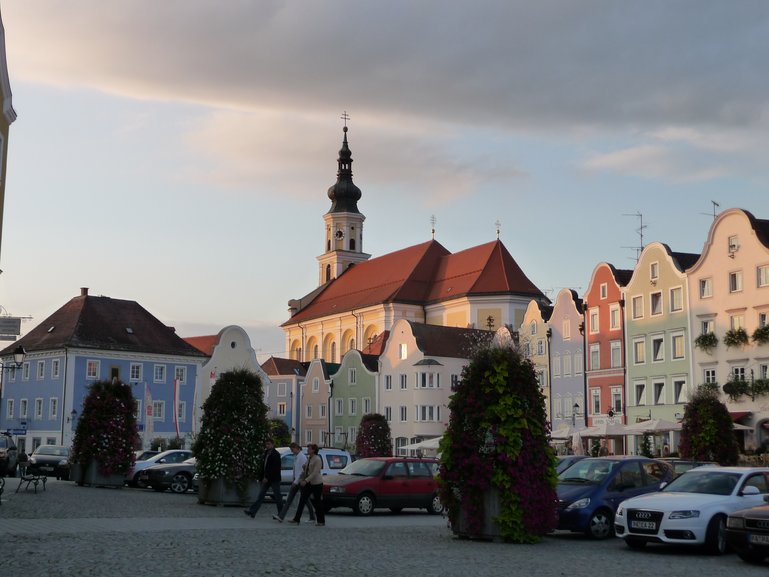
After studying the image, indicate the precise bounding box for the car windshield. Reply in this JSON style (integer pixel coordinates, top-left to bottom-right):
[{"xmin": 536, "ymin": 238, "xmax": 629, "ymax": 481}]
[
  {"xmin": 662, "ymin": 470, "xmax": 740, "ymax": 495},
  {"xmin": 35, "ymin": 446, "xmax": 68, "ymax": 457},
  {"xmin": 558, "ymin": 458, "xmax": 617, "ymax": 483},
  {"xmin": 338, "ymin": 459, "xmax": 387, "ymax": 476}
]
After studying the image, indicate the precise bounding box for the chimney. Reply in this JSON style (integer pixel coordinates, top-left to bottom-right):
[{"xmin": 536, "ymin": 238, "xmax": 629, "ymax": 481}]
[{"xmin": 80, "ymin": 287, "xmax": 89, "ymax": 296}]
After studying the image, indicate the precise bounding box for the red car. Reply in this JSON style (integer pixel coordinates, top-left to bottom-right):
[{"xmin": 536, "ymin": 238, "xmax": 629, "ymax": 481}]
[{"xmin": 322, "ymin": 457, "xmax": 444, "ymax": 515}]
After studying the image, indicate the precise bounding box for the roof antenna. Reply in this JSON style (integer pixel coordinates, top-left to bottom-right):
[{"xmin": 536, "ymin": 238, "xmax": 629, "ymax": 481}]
[
  {"xmin": 495, "ymin": 219, "xmax": 501, "ymax": 240},
  {"xmin": 700, "ymin": 200, "xmax": 720, "ymax": 221},
  {"xmin": 622, "ymin": 211, "xmax": 646, "ymax": 263},
  {"xmin": 430, "ymin": 214, "xmax": 436, "ymax": 240}
]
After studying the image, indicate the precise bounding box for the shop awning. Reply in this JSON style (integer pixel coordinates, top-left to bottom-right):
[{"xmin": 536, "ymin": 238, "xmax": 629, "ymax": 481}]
[{"xmin": 730, "ymin": 411, "xmax": 751, "ymax": 422}]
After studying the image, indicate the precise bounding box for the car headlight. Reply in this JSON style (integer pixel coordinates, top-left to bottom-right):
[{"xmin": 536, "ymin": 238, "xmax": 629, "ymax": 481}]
[
  {"xmin": 58, "ymin": 459, "xmax": 68, "ymax": 466},
  {"xmin": 329, "ymin": 486, "xmax": 346, "ymax": 494},
  {"xmin": 29, "ymin": 457, "xmax": 37, "ymax": 464},
  {"xmin": 565, "ymin": 498, "xmax": 590, "ymax": 511},
  {"xmin": 616, "ymin": 506, "xmax": 624, "ymax": 517},
  {"xmin": 669, "ymin": 510, "xmax": 700, "ymax": 519},
  {"xmin": 726, "ymin": 517, "xmax": 745, "ymax": 529}
]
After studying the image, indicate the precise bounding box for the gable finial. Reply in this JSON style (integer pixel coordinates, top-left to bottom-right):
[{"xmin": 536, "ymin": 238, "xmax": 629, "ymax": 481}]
[
  {"xmin": 341, "ymin": 110, "xmax": 350, "ymax": 131},
  {"xmin": 430, "ymin": 214, "xmax": 437, "ymax": 240},
  {"xmin": 495, "ymin": 219, "xmax": 501, "ymax": 240}
]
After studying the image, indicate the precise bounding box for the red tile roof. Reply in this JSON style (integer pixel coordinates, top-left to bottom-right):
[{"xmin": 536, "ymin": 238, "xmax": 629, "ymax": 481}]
[
  {"xmin": 409, "ymin": 322, "xmax": 494, "ymax": 358},
  {"xmin": 2, "ymin": 292, "xmax": 207, "ymax": 357},
  {"xmin": 361, "ymin": 331, "xmax": 390, "ymax": 356},
  {"xmin": 260, "ymin": 356, "xmax": 307, "ymax": 377},
  {"xmin": 284, "ymin": 239, "xmax": 544, "ymax": 325},
  {"xmin": 183, "ymin": 335, "xmax": 218, "ymax": 356}
]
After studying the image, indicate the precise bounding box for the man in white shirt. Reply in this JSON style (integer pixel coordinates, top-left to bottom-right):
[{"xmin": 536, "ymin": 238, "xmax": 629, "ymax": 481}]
[{"xmin": 273, "ymin": 442, "xmax": 316, "ymax": 522}]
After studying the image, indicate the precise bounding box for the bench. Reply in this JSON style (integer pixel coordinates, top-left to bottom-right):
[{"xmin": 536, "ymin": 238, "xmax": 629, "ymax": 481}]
[{"xmin": 16, "ymin": 473, "xmax": 46, "ymax": 493}]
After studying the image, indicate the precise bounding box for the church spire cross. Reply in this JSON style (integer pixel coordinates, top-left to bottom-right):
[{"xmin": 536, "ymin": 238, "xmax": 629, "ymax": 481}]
[{"xmin": 341, "ymin": 110, "xmax": 350, "ymax": 129}]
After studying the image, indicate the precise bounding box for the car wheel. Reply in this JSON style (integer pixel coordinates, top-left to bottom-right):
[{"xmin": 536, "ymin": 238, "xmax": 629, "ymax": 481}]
[
  {"xmin": 738, "ymin": 550, "xmax": 766, "ymax": 564},
  {"xmin": 390, "ymin": 507, "xmax": 403, "ymax": 514},
  {"xmin": 427, "ymin": 493, "xmax": 444, "ymax": 515},
  {"xmin": 704, "ymin": 515, "xmax": 727, "ymax": 555},
  {"xmin": 586, "ymin": 509, "xmax": 614, "ymax": 539},
  {"xmin": 170, "ymin": 473, "xmax": 190, "ymax": 494},
  {"xmin": 625, "ymin": 538, "xmax": 647, "ymax": 550},
  {"xmin": 355, "ymin": 493, "xmax": 375, "ymax": 516}
]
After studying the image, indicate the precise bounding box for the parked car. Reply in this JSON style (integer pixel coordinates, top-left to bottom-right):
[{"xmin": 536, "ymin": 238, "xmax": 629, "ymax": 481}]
[
  {"xmin": 27, "ymin": 445, "xmax": 70, "ymax": 480},
  {"xmin": 134, "ymin": 450, "xmax": 160, "ymax": 462},
  {"xmin": 0, "ymin": 433, "xmax": 18, "ymax": 477},
  {"xmin": 615, "ymin": 466, "xmax": 769, "ymax": 554},
  {"xmin": 322, "ymin": 457, "xmax": 443, "ymax": 515},
  {"xmin": 659, "ymin": 458, "xmax": 719, "ymax": 478},
  {"xmin": 125, "ymin": 449, "xmax": 193, "ymax": 487},
  {"xmin": 139, "ymin": 457, "xmax": 197, "ymax": 493},
  {"xmin": 556, "ymin": 456, "xmax": 673, "ymax": 539},
  {"xmin": 727, "ymin": 494, "xmax": 769, "ymax": 564},
  {"xmin": 557, "ymin": 455, "xmax": 587, "ymax": 475},
  {"xmin": 277, "ymin": 446, "xmax": 351, "ymax": 496}
]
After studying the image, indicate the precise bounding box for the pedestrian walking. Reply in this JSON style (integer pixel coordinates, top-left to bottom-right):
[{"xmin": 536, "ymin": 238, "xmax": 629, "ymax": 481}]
[
  {"xmin": 287, "ymin": 443, "xmax": 325, "ymax": 526},
  {"xmin": 244, "ymin": 438, "xmax": 284, "ymax": 518},
  {"xmin": 272, "ymin": 442, "xmax": 315, "ymax": 522}
]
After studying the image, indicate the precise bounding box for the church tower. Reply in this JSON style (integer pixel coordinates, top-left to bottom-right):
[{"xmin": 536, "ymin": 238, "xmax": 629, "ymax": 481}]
[{"xmin": 317, "ymin": 119, "xmax": 370, "ymax": 285}]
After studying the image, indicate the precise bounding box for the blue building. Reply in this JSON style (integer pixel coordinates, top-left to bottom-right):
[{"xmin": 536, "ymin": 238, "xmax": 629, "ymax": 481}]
[{"xmin": 0, "ymin": 288, "xmax": 207, "ymax": 454}]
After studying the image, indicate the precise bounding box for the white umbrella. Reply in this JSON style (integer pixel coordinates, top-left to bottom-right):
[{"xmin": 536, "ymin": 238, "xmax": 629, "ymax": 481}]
[
  {"xmin": 571, "ymin": 431, "xmax": 586, "ymax": 455},
  {"xmin": 399, "ymin": 437, "xmax": 442, "ymax": 451},
  {"xmin": 624, "ymin": 419, "xmax": 680, "ymax": 434},
  {"xmin": 551, "ymin": 424, "xmax": 586, "ymax": 440},
  {"xmin": 581, "ymin": 421, "xmax": 630, "ymax": 438}
]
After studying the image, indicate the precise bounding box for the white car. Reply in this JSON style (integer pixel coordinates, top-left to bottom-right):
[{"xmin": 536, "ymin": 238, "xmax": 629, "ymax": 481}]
[
  {"xmin": 615, "ymin": 466, "xmax": 769, "ymax": 554},
  {"xmin": 124, "ymin": 449, "xmax": 194, "ymax": 487},
  {"xmin": 277, "ymin": 447, "xmax": 351, "ymax": 495}
]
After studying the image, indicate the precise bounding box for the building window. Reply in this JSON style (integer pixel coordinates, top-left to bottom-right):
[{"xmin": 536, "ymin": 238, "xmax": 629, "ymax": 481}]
[
  {"xmin": 632, "ymin": 296, "xmax": 643, "ymax": 319},
  {"xmin": 673, "ymin": 380, "xmax": 686, "ymax": 404},
  {"xmin": 671, "ymin": 334, "xmax": 685, "ymax": 360},
  {"xmin": 335, "ymin": 398, "xmax": 343, "ymax": 416},
  {"xmin": 305, "ymin": 430, "xmax": 312, "ymax": 443},
  {"xmin": 537, "ymin": 339, "xmax": 544, "ymax": 355},
  {"xmin": 399, "ymin": 374, "xmax": 407, "ymax": 389},
  {"xmin": 36, "ymin": 361, "xmax": 44, "ymax": 380},
  {"xmin": 611, "ymin": 388, "xmax": 622, "ymax": 413},
  {"xmin": 733, "ymin": 367, "xmax": 746, "ymax": 381},
  {"xmin": 653, "ymin": 382, "xmax": 665, "ymax": 405},
  {"xmin": 760, "ymin": 312, "xmax": 768, "ymax": 328},
  {"xmin": 130, "ymin": 363, "xmax": 142, "ymax": 382},
  {"xmin": 635, "ymin": 383, "xmax": 646, "ymax": 405},
  {"xmin": 701, "ymin": 319, "xmax": 715, "ymax": 334},
  {"xmin": 23, "ymin": 362, "xmax": 30, "ymax": 381},
  {"xmin": 176, "ymin": 401, "xmax": 186, "ymax": 422},
  {"xmin": 609, "ymin": 305, "xmax": 620, "ymax": 330},
  {"xmin": 650, "ymin": 292, "xmax": 662, "ymax": 316},
  {"xmin": 174, "ymin": 366, "xmax": 186, "ymax": 384},
  {"xmin": 575, "ymin": 352, "xmax": 583, "ymax": 375},
  {"xmin": 363, "ymin": 397, "xmax": 371, "ymax": 414},
  {"xmin": 589, "ymin": 345, "xmax": 599, "ymax": 371},
  {"xmin": 699, "ymin": 278, "xmax": 713, "ymax": 298},
  {"xmin": 49, "ymin": 397, "xmax": 58, "ymax": 419},
  {"xmin": 652, "ymin": 336, "xmax": 664, "ymax": 362},
  {"xmin": 417, "ymin": 405, "xmax": 440, "ymax": 422},
  {"xmin": 633, "ymin": 339, "xmax": 646, "ymax": 365},
  {"xmin": 153, "ymin": 364, "xmax": 166, "ymax": 383},
  {"xmin": 553, "ymin": 353, "xmax": 561, "ymax": 376},
  {"xmin": 319, "ymin": 404, "xmax": 326, "ymax": 418},
  {"xmin": 537, "ymin": 370, "xmax": 546, "ymax": 388},
  {"xmin": 759, "ymin": 265, "xmax": 769, "ymax": 288},
  {"xmin": 669, "ymin": 287, "xmax": 683, "ymax": 312},
  {"xmin": 563, "ymin": 353, "xmax": 572, "ymax": 376},
  {"xmin": 348, "ymin": 398, "xmax": 357, "ymax": 416},
  {"xmin": 51, "ymin": 359, "xmax": 60, "ymax": 379},
  {"xmin": 704, "ymin": 368, "xmax": 717, "ymax": 384},
  {"xmin": 610, "ymin": 341, "xmax": 621, "ymax": 368},
  {"xmin": 399, "ymin": 406, "xmax": 407, "ymax": 422},
  {"xmin": 306, "ymin": 404, "xmax": 313, "ymax": 418},
  {"xmin": 600, "ymin": 283, "xmax": 608, "ymax": 299},
  {"xmin": 312, "ymin": 378, "xmax": 320, "ymax": 392},
  {"xmin": 384, "ymin": 375, "xmax": 392, "ymax": 390},
  {"xmin": 86, "ymin": 360, "xmax": 99, "ymax": 379},
  {"xmin": 589, "ymin": 310, "xmax": 599, "ymax": 334},
  {"xmin": 731, "ymin": 314, "xmax": 745, "ymax": 330},
  {"xmin": 277, "ymin": 382, "xmax": 287, "ymax": 397},
  {"xmin": 562, "ymin": 320, "xmax": 571, "ymax": 340},
  {"xmin": 399, "ymin": 343, "xmax": 408, "ymax": 360},
  {"xmin": 152, "ymin": 401, "xmax": 165, "ymax": 420},
  {"xmin": 330, "ymin": 342, "xmax": 336, "ymax": 363},
  {"xmin": 728, "ymin": 235, "xmax": 740, "ymax": 253},
  {"xmin": 348, "ymin": 426, "xmax": 357, "ymax": 442},
  {"xmin": 530, "ymin": 320, "xmax": 537, "ymax": 335},
  {"xmin": 729, "ymin": 271, "xmax": 743, "ymax": 293},
  {"xmin": 349, "ymin": 368, "xmax": 357, "ymax": 384},
  {"xmin": 384, "ymin": 406, "xmax": 392, "ymax": 421},
  {"xmin": 591, "ymin": 389, "xmax": 600, "ymax": 415},
  {"xmin": 5, "ymin": 399, "xmax": 12, "ymax": 418},
  {"xmin": 451, "ymin": 374, "xmax": 460, "ymax": 390},
  {"xmin": 20, "ymin": 399, "xmax": 27, "ymax": 418},
  {"xmin": 760, "ymin": 364, "xmax": 769, "ymax": 380},
  {"xmin": 277, "ymin": 402, "xmax": 286, "ymax": 416}
]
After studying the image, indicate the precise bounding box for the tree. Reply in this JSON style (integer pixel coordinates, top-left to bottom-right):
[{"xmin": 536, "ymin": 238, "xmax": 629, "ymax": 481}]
[
  {"xmin": 679, "ymin": 384, "xmax": 739, "ymax": 465},
  {"xmin": 439, "ymin": 344, "xmax": 557, "ymax": 543},
  {"xmin": 269, "ymin": 418, "xmax": 291, "ymax": 446},
  {"xmin": 355, "ymin": 413, "xmax": 392, "ymax": 457},
  {"xmin": 193, "ymin": 369, "xmax": 271, "ymax": 496}
]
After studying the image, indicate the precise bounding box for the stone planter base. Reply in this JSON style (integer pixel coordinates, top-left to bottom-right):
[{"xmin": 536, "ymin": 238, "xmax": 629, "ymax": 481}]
[
  {"xmin": 453, "ymin": 488, "xmax": 503, "ymax": 541},
  {"xmin": 197, "ymin": 478, "xmax": 261, "ymax": 506},
  {"xmin": 75, "ymin": 461, "xmax": 124, "ymax": 488}
]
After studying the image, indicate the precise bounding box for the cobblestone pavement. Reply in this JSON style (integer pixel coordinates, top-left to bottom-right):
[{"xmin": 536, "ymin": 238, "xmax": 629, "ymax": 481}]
[{"xmin": 0, "ymin": 478, "xmax": 766, "ymax": 577}]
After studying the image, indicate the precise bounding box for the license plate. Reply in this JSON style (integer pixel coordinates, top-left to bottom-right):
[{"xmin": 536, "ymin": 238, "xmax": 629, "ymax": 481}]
[
  {"xmin": 750, "ymin": 533, "xmax": 769, "ymax": 545},
  {"xmin": 630, "ymin": 520, "xmax": 656, "ymax": 530},
  {"xmin": 40, "ymin": 466, "xmax": 53, "ymax": 471}
]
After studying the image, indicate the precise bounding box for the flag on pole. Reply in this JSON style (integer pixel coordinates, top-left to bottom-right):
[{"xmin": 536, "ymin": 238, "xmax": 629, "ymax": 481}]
[{"xmin": 144, "ymin": 383, "xmax": 154, "ymax": 444}]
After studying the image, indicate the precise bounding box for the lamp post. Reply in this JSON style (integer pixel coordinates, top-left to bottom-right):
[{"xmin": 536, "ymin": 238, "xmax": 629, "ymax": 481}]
[
  {"xmin": 572, "ymin": 402, "xmax": 580, "ymax": 427},
  {"xmin": 0, "ymin": 345, "xmax": 26, "ymax": 372}
]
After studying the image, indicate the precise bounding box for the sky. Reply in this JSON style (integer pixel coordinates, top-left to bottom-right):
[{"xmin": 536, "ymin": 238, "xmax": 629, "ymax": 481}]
[{"xmin": 0, "ymin": 1, "xmax": 768, "ymax": 362}]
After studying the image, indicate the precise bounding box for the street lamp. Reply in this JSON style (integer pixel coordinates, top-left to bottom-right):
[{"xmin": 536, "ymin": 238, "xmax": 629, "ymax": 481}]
[
  {"xmin": 0, "ymin": 345, "xmax": 26, "ymax": 372},
  {"xmin": 572, "ymin": 402, "xmax": 580, "ymax": 427}
]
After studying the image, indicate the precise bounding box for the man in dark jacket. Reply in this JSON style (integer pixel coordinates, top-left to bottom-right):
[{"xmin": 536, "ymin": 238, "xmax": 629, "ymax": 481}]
[{"xmin": 244, "ymin": 439, "xmax": 284, "ymax": 518}]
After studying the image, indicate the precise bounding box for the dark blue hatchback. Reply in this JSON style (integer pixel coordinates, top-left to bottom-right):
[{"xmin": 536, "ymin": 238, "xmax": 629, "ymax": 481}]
[{"xmin": 556, "ymin": 456, "xmax": 673, "ymax": 539}]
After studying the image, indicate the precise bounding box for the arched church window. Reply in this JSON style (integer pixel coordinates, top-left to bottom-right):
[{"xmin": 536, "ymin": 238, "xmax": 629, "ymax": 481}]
[
  {"xmin": 325, "ymin": 264, "xmax": 331, "ymax": 282},
  {"xmin": 331, "ymin": 342, "xmax": 337, "ymax": 363},
  {"xmin": 349, "ymin": 238, "xmax": 356, "ymax": 250}
]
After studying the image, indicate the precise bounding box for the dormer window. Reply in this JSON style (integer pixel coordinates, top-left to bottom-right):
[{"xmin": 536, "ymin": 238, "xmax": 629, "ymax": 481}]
[{"xmin": 650, "ymin": 262, "xmax": 659, "ymax": 280}]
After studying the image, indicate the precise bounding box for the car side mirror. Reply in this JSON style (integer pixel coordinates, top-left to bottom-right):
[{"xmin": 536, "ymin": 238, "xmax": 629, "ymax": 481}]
[
  {"xmin": 659, "ymin": 481, "xmax": 668, "ymax": 490},
  {"xmin": 158, "ymin": 458, "xmax": 166, "ymax": 464},
  {"xmin": 741, "ymin": 486, "xmax": 760, "ymax": 496}
]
